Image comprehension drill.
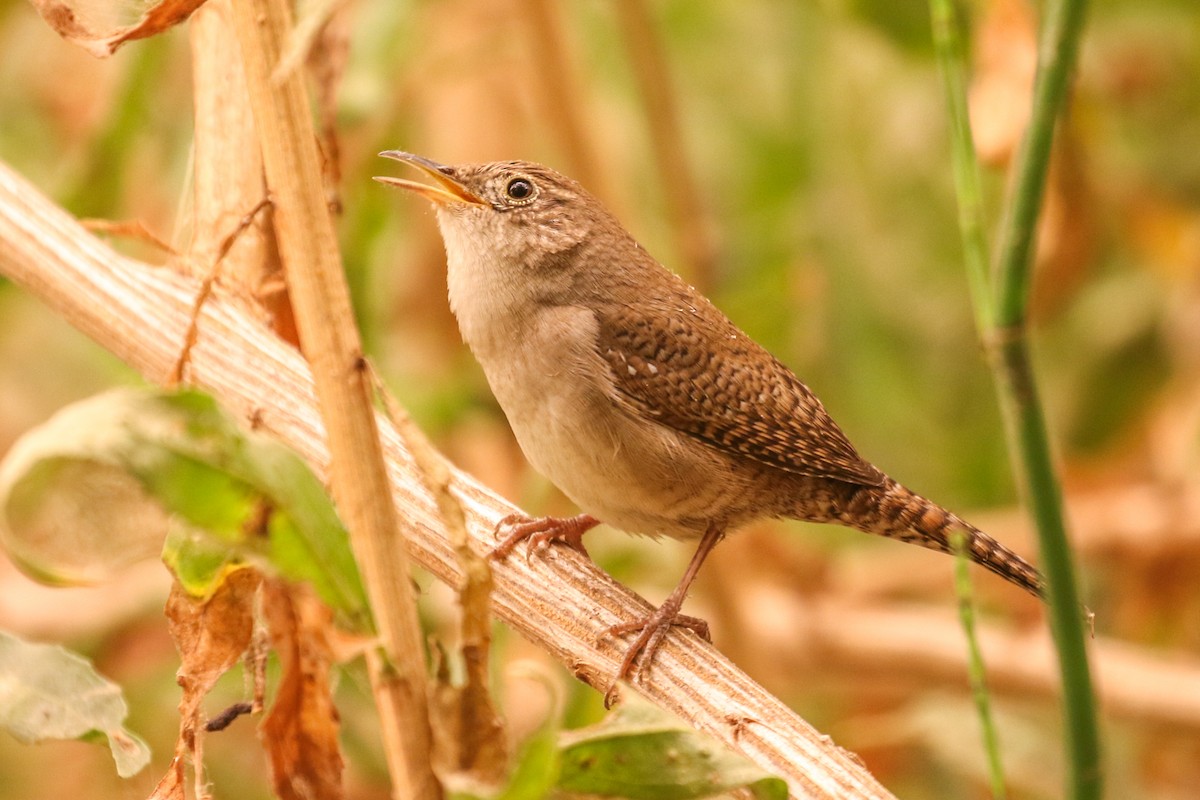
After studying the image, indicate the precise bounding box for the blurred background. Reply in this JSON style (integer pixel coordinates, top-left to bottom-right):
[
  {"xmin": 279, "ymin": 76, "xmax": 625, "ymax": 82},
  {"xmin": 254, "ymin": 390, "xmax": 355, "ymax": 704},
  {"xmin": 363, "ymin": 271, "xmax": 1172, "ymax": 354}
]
[{"xmin": 1, "ymin": 0, "xmax": 1199, "ymax": 797}]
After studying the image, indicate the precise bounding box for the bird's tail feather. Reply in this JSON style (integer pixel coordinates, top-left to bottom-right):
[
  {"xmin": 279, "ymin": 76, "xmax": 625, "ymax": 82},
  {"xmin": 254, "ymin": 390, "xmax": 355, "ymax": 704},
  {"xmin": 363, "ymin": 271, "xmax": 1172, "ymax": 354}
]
[{"xmin": 840, "ymin": 478, "xmax": 1046, "ymax": 599}]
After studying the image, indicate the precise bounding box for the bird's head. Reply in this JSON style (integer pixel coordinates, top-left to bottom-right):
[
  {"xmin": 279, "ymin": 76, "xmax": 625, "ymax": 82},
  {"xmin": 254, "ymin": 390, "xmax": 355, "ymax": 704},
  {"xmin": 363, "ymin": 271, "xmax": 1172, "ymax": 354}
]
[{"xmin": 375, "ymin": 152, "xmax": 602, "ymax": 268}]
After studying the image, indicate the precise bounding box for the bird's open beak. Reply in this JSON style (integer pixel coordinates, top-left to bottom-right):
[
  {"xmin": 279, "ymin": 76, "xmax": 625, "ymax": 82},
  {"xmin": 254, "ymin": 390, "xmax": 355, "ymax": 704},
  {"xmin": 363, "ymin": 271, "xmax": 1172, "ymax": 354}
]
[{"xmin": 374, "ymin": 151, "xmax": 487, "ymax": 207}]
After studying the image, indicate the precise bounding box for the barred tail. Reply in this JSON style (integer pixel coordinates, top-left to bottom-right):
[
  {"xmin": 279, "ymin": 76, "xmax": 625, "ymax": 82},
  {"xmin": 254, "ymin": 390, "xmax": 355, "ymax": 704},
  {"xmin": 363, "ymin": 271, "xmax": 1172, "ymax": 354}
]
[{"xmin": 840, "ymin": 478, "xmax": 1046, "ymax": 600}]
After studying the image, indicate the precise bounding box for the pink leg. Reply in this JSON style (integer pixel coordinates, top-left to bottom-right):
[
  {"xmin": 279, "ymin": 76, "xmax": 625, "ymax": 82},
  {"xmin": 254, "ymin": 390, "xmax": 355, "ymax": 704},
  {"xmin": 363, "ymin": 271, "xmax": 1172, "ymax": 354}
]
[
  {"xmin": 602, "ymin": 522, "xmax": 725, "ymax": 707},
  {"xmin": 490, "ymin": 512, "xmax": 600, "ymax": 561}
]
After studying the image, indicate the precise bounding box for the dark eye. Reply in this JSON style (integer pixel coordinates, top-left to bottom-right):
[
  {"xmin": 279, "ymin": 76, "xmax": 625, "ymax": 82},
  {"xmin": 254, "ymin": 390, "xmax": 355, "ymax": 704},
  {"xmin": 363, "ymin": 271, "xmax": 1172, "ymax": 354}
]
[{"xmin": 506, "ymin": 178, "xmax": 534, "ymax": 201}]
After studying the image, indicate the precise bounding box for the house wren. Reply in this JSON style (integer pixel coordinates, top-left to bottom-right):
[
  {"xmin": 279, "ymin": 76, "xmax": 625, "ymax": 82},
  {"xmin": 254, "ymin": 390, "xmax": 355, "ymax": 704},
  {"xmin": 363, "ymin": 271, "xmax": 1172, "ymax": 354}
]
[{"xmin": 376, "ymin": 151, "xmax": 1045, "ymax": 700}]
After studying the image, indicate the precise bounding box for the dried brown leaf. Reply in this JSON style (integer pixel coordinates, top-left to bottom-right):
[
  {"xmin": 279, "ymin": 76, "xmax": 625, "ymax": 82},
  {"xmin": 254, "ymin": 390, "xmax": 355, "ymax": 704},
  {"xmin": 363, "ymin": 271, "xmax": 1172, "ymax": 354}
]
[
  {"xmin": 165, "ymin": 562, "xmax": 260, "ymax": 797},
  {"xmin": 259, "ymin": 578, "xmax": 344, "ymax": 800},
  {"xmin": 30, "ymin": 0, "xmax": 207, "ymax": 58},
  {"xmin": 168, "ymin": 568, "xmax": 260, "ymax": 726},
  {"xmin": 444, "ymin": 554, "xmax": 507, "ymax": 786},
  {"xmin": 146, "ymin": 754, "xmax": 186, "ymax": 800}
]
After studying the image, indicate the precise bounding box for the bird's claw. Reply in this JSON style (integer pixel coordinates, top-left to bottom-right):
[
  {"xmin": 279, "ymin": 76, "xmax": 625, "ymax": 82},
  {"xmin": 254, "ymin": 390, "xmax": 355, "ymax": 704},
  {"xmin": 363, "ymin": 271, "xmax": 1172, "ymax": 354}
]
[
  {"xmin": 489, "ymin": 513, "xmax": 599, "ymax": 562},
  {"xmin": 600, "ymin": 606, "xmax": 712, "ymax": 708}
]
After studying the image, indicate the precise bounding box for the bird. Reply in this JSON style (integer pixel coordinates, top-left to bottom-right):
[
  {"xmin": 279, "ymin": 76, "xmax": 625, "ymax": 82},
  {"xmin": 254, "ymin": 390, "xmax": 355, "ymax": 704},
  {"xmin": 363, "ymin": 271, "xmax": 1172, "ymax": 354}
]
[{"xmin": 375, "ymin": 151, "xmax": 1045, "ymax": 704}]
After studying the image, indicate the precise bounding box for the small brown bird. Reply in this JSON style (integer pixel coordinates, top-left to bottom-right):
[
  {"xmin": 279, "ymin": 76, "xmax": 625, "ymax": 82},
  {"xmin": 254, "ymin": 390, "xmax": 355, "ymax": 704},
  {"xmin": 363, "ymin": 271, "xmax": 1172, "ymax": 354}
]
[{"xmin": 377, "ymin": 151, "xmax": 1044, "ymax": 701}]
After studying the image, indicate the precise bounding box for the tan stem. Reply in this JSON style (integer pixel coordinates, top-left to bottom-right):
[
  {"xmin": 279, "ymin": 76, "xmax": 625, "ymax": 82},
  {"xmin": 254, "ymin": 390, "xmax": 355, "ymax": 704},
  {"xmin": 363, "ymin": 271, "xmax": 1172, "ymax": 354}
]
[
  {"xmin": 613, "ymin": 0, "xmax": 718, "ymax": 290},
  {"xmin": 517, "ymin": 0, "xmax": 605, "ymax": 197},
  {"xmin": 0, "ymin": 158, "xmax": 895, "ymax": 800},
  {"xmin": 226, "ymin": 0, "xmax": 440, "ymax": 796},
  {"xmin": 187, "ymin": 0, "xmax": 270, "ymax": 281}
]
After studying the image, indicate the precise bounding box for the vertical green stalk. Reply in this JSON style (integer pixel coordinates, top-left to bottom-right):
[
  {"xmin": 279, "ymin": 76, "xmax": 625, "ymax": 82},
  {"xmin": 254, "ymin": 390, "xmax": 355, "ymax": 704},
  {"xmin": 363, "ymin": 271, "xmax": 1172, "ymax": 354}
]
[
  {"xmin": 930, "ymin": 2, "xmax": 1007, "ymax": 794},
  {"xmin": 929, "ymin": 0, "xmax": 993, "ymax": 335},
  {"xmin": 930, "ymin": 0, "xmax": 1102, "ymax": 797},
  {"xmin": 989, "ymin": 0, "xmax": 1101, "ymax": 797},
  {"xmin": 951, "ymin": 532, "xmax": 1007, "ymax": 799},
  {"xmin": 990, "ymin": 325, "xmax": 1101, "ymax": 800},
  {"xmin": 994, "ymin": 0, "xmax": 1090, "ymax": 324}
]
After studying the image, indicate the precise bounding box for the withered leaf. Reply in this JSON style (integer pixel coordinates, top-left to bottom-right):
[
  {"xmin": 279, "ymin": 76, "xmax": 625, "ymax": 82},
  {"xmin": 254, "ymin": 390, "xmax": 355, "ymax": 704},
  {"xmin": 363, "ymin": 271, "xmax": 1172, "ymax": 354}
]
[
  {"xmin": 30, "ymin": 0, "xmax": 206, "ymax": 58},
  {"xmin": 259, "ymin": 578, "xmax": 344, "ymax": 800},
  {"xmin": 146, "ymin": 754, "xmax": 185, "ymax": 800},
  {"xmin": 166, "ymin": 567, "xmax": 261, "ymax": 748}
]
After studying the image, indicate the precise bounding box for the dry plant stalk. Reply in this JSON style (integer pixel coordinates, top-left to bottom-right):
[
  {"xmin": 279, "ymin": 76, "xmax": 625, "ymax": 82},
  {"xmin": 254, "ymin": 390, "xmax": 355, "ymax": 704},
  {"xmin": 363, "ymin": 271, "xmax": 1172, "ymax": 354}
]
[
  {"xmin": 372, "ymin": 375, "xmax": 508, "ymax": 787},
  {"xmin": 0, "ymin": 160, "xmax": 896, "ymax": 800},
  {"xmin": 613, "ymin": 0, "xmax": 718, "ymax": 290},
  {"xmin": 227, "ymin": 0, "xmax": 440, "ymax": 796},
  {"xmin": 517, "ymin": 0, "xmax": 605, "ymax": 196},
  {"xmin": 187, "ymin": 0, "xmax": 268, "ymax": 272}
]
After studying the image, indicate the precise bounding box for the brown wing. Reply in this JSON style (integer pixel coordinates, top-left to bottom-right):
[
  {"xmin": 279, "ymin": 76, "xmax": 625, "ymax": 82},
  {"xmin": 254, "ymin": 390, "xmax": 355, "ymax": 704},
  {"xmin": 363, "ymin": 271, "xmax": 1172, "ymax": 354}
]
[{"xmin": 595, "ymin": 298, "xmax": 886, "ymax": 487}]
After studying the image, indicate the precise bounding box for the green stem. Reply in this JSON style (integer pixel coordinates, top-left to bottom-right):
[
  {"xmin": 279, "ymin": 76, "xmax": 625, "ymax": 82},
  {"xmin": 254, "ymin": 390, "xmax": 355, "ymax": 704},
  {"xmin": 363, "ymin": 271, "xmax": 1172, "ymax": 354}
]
[
  {"xmin": 952, "ymin": 533, "xmax": 1007, "ymax": 800},
  {"xmin": 990, "ymin": 335, "xmax": 1101, "ymax": 799},
  {"xmin": 994, "ymin": 0, "xmax": 1091, "ymax": 326},
  {"xmin": 930, "ymin": 0, "xmax": 1102, "ymax": 797},
  {"xmin": 929, "ymin": 0, "xmax": 994, "ymax": 333},
  {"xmin": 930, "ymin": 2, "xmax": 1007, "ymax": 794},
  {"xmin": 990, "ymin": 0, "xmax": 1101, "ymax": 797}
]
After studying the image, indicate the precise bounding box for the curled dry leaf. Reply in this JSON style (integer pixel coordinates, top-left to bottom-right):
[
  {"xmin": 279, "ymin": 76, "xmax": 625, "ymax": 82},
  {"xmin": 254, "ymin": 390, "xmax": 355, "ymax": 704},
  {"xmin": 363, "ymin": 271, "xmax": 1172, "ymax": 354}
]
[
  {"xmin": 156, "ymin": 567, "xmax": 261, "ymax": 793},
  {"xmin": 259, "ymin": 578, "xmax": 344, "ymax": 800},
  {"xmin": 147, "ymin": 755, "xmax": 186, "ymax": 800},
  {"xmin": 30, "ymin": 0, "xmax": 206, "ymax": 58},
  {"xmin": 437, "ymin": 551, "xmax": 507, "ymax": 786},
  {"xmin": 169, "ymin": 567, "xmax": 261, "ymax": 735}
]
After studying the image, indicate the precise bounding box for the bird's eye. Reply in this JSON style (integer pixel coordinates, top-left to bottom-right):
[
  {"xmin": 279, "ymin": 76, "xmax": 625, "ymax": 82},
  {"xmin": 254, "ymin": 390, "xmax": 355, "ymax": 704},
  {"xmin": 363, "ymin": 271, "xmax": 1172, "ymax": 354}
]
[{"xmin": 505, "ymin": 178, "xmax": 534, "ymax": 201}]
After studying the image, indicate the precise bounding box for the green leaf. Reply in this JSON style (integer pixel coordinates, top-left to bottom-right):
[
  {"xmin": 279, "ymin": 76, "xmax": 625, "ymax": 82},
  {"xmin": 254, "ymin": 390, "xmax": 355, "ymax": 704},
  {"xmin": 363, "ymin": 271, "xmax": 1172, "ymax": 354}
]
[
  {"xmin": 161, "ymin": 522, "xmax": 248, "ymax": 598},
  {"xmin": 557, "ymin": 697, "xmax": 787, "ymax": 800},
  {"xmin": 0, "ymin": 387, "xmax": 371, "ymax": 632},
  {"xmin": 494, "ymin": 711, "xmax": 561, "ymax": 800},
  {"xmin": 446, "ymin": 696, "xmax": 561, "ymax": 800},
  {"xmin": 0, "ymin": 630, "xmax": 150, "ymax": 777}
]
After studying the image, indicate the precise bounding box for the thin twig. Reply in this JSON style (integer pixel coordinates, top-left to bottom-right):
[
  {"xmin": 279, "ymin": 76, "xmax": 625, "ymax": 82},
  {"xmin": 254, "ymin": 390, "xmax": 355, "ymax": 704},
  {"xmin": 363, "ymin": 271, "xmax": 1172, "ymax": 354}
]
[
  {"xmin": 370, "ymin": 364, "xmax": 507, "ymax": 784},
  {"xmin": 80, "ymin": 218, "xmax": 177, "ymax": 254},
  {"xmin": 929, "ymin": 1, "xmax": 1009, "ymax": 794},
  {"xmin": 171, "ymin": 197, "xmax": 273, "ymax": 385},
  {"xmin": 951, "ymin": 533, "xmax": 1007, "ymax": 799},
  {"xmin": 929, "ymin": 0, "xmax": 995, "ymax": 334}
]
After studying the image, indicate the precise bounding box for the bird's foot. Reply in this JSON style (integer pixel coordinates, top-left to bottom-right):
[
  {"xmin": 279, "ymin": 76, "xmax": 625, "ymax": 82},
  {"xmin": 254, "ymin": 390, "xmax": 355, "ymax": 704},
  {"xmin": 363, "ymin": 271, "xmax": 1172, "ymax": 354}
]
[
  {"xmin": 601, "ymin": 601, "xmax": 711, "ymax": 708},
  {"xmin": 490, "ymin": 512, "xmax": 599, "ymax": 562}
]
